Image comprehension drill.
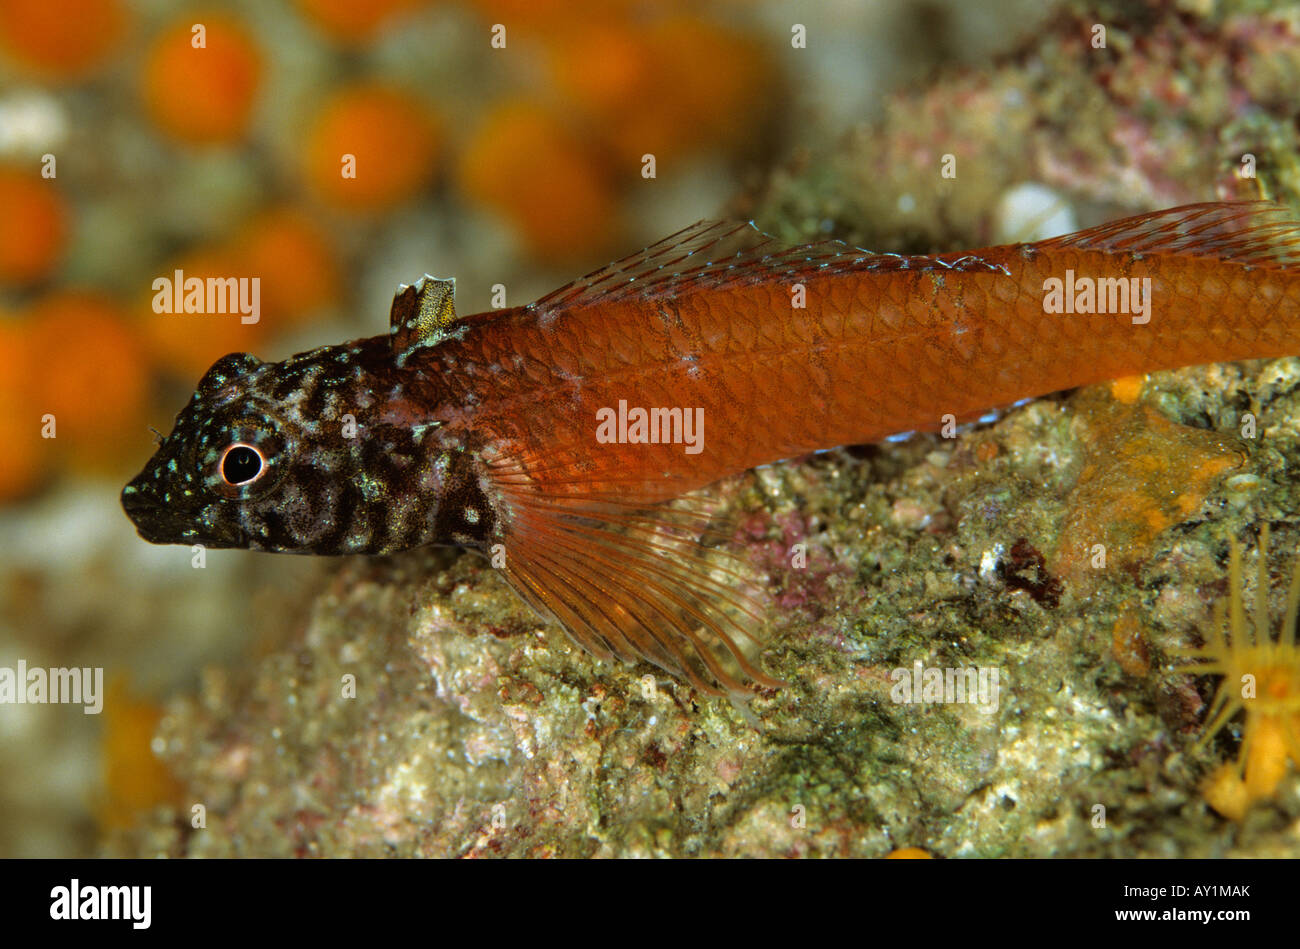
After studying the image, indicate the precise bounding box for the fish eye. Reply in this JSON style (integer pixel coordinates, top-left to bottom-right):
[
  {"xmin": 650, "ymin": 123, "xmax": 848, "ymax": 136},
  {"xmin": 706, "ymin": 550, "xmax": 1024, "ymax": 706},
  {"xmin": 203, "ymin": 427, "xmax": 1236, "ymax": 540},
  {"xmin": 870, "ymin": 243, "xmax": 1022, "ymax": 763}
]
[{"xmin": 220, "ymin": 443, "xmax": 265, "ymax": 486}]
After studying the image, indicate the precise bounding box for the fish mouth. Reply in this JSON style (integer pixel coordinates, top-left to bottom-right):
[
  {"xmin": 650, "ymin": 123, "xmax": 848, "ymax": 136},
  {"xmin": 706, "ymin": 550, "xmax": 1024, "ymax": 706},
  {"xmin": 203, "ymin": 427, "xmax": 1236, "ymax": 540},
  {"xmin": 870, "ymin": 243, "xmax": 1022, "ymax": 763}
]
[{"xmin": 121, "ymin": 475, "xmax": 203, "ymax": 545}]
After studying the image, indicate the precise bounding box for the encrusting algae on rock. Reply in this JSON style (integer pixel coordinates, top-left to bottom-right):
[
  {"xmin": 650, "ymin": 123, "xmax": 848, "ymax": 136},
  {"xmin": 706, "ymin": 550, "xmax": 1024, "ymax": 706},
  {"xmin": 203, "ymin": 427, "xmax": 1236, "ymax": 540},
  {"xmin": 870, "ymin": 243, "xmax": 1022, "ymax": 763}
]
[{"xmin": 1175, "ymin": 525, "xmax": 1300, "ymax": 820}]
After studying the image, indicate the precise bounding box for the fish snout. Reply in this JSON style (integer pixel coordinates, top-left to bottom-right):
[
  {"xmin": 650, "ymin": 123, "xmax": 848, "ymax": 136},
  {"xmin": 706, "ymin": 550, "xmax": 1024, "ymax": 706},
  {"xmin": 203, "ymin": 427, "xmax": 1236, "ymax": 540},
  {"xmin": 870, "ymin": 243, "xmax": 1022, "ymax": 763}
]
[{"xmin": 121, "ymin": 472, "xmax": 197, "ymax": 544}]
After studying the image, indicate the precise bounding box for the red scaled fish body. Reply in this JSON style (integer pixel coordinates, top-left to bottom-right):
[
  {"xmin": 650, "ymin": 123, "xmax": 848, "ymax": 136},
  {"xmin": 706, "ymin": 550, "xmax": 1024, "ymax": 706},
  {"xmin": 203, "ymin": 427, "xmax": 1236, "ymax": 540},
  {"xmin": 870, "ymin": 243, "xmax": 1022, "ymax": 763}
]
[{"xmin": 123, "ymin": 201, "xmax": 1300, "ymax": 692}]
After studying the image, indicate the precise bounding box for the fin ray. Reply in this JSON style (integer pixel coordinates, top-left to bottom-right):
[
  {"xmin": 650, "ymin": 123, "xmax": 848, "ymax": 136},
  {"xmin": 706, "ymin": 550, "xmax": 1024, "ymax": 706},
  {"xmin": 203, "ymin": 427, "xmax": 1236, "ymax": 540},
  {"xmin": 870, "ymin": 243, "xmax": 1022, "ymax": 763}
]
[
  {"xmin": 1035, "ymin": 201, "xmax": 1300, "ymax": 268},
  {"xmin": 528, "ymin": 219, "xmax": 1006, "ymax": 315},
  {"xmin": 487, "ymin": 456, "xmax": 779, "ymax": 694}
]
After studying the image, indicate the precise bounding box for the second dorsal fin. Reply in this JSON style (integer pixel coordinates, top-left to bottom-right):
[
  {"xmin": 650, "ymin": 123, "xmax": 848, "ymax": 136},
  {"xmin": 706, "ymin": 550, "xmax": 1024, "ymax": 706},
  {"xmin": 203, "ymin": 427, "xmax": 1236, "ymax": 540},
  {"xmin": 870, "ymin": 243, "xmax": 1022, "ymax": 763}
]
[
  {"xmin": 389, "ymin": 275, "xmax": 459, "ymax": 366},
  {"xmin": 1034, "ymin": 201, "xmax": 1300, "ymax": 268}
]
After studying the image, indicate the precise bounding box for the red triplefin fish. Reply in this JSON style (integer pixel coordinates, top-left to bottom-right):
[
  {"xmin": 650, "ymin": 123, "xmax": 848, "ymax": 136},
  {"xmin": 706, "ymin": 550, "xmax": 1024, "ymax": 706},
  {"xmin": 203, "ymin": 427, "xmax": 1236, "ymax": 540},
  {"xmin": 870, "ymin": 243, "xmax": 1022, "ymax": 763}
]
[{"xmin": 123, "ymin": 201, "xmax": 1300, "ymax": 693}]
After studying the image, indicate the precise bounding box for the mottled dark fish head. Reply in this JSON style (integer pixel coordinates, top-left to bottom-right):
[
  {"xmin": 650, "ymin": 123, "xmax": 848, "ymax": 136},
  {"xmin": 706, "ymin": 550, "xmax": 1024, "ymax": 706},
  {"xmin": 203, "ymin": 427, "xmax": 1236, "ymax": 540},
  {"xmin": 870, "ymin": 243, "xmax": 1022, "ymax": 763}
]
[
  {"xmin": 122, "ymin": 351, "xmax": 302, "ymax": 550},
  {"xmin": 122, "ymin": 340, "xmax": 452, "ymax": 555}
]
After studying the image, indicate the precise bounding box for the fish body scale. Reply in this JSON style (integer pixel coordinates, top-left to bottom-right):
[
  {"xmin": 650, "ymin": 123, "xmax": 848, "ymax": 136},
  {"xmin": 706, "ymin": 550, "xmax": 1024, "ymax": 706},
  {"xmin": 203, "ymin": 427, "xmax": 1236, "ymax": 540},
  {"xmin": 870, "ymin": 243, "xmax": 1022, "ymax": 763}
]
[{"xmin": 436, "ymin": 251, "xmax": 1296, "ymax": 505}]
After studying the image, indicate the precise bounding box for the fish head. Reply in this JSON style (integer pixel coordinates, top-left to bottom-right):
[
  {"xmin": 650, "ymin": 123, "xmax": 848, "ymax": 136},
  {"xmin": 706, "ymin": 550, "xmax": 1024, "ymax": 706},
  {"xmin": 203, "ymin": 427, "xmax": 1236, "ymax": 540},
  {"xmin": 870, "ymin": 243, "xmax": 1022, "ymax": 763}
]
[
  {"xmin": 122, "ymin": 350, "xmax": 300, "ymax": 550},
  {"xmin": 122, "ymin": 342, "xmax": 423, "ymax": 554}
]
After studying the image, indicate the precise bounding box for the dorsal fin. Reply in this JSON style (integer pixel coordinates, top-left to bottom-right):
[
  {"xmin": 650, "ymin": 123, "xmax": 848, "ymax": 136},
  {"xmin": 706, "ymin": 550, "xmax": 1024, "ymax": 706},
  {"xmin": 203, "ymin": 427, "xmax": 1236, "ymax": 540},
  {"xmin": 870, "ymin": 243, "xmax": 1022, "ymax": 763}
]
[
  {"xmin": 389, "ymin": 275, "xmax": 459, "ymax": 366},
  {"xmin": 528, "ymin": 219, "xmax": 1007, "ymax": 316},
  {"xmin": 1034, "ymin": 200, "xmax": 1300, "ymax": 268}
]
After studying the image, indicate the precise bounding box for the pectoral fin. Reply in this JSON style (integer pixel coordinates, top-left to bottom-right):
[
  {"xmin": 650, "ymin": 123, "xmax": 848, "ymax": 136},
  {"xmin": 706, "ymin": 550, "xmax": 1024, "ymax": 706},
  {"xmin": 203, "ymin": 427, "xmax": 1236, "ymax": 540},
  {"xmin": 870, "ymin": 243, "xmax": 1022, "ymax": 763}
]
[{"xmin": 484, "ymin": 453, "xmax": 780, "ymax": 696}]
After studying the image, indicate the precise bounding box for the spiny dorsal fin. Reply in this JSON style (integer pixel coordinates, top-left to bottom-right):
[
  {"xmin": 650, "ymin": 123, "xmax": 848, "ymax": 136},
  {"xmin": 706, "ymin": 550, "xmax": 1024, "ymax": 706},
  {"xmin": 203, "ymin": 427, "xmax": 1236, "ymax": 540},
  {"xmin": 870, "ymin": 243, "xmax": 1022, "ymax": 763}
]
[
  {"xmin": 1035, "ymin": 200, "xmax": 1300, "ymax": 268},
  {"xmin": 528, "ymin": 219, "xmax": 1005, "ymax": 317},
  {"xmin": 389, "ymin": 275, "xmax": 459, "ymax": 366}
]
